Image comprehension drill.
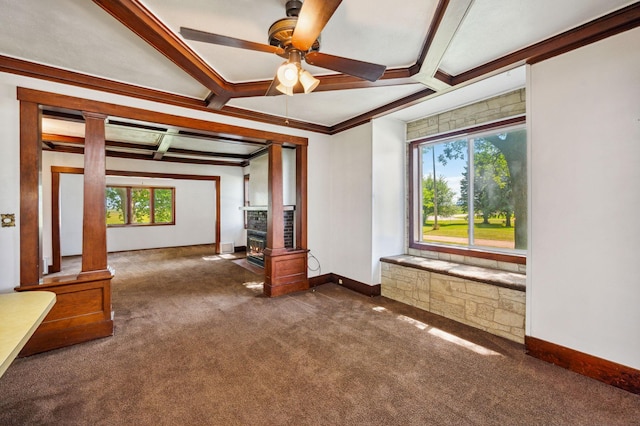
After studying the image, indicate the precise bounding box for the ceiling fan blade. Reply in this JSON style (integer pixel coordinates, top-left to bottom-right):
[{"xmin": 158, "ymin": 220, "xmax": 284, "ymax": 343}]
[
  {"xmin": 291, "ymin": 0, "xmax": 342, "ymax": 52},
  {"xmin": 305, "ymin": 51, "xmax": 386, "ymax": 82},
  {"xmin": 180, "ymin": 27, "xmax": 284, "ymax": 55}
]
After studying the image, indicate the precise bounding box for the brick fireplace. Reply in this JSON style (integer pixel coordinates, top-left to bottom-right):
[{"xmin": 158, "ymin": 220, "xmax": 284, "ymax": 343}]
[{"xmin": 245, "ymin": 208, "xmax": 294, "ymax": 267}]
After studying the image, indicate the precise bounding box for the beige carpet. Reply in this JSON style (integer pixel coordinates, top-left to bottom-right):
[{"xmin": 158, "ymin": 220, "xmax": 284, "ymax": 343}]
[{"xmin": 1, "ymin": 245, "xmax": 638, "ymax": 425}]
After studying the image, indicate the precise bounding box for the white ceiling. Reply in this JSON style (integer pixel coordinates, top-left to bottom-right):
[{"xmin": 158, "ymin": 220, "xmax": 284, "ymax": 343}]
[{"xmin": 0, "ymin": 0, "xmax": 635, "ymax": 128}]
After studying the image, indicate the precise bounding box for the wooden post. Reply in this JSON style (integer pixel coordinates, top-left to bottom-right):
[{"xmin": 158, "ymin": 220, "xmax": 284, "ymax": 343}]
[
  {"xmin": 266, "ymin": 142, "xmax": 285, "ymax": 253},
  {"xmin": 80, "ymin": 112, "xmax": 108, "ymax": 273},
  {"xmin": 19, "ymin": 101, "xmax": 42, "ymax": 287}
]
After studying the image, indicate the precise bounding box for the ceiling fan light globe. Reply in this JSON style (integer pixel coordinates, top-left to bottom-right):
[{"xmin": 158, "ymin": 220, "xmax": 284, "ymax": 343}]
[
  {"xmin": 277, "ymin": 62, "xmax": 299, "ymax": 88},
  {"xmin": 299, "ymin": 70, "xmax": 320, "ymax": 94},
  {"xmin": 276, "ymin": 83, "xmax": 294, "ymax": 96}
]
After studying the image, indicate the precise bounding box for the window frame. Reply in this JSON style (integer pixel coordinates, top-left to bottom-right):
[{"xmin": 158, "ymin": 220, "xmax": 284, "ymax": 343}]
[
  {"xmin": 408, "ymin": 116, "xmax": 526, "ymax": 264},
  {"xmin": 106, "ymin": 185, "xmax": 175, "ymax": 227}
]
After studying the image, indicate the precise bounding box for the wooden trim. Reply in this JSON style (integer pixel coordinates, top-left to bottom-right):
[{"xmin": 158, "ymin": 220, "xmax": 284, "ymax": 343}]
[
  {"xmin": 50, "ymin": 167, "xmax": 223, "ymax": 272},
  {"xmin": 2, "ymin": 5, "xmax": 637, "ymax": 136},
  {"xmin": 407, "ymin": 116, "xmax": 528, "ymax": 265},
  {"xmin": 412, "ymin": 0, "xmax": 450, "ymax": 75},
  {"xmin": 452, "ymin": 3, "xmax": 640, "ymax": 85},
  {"xmin": 525, "ymin": 336, "xmax": 640, "ymax": 395},
  {"xmin": 50, "ymin": 171, "xmax": 61, "ymax": 274},
  {"xmin": 214, "ymin": 178, "xmax": 221, "ymax": 255},
  {"xmin": 0, "ymin": 55, "xmax": 206, "ymax": 110},
  {"xmin": 333, "ymin": 274, "xmax": 381, "ymax": 297},
  {"xmin": 48, "ymin": 144, "xmax": 243, "ymax": 167},
  {"xmin": 17, "ymin": 88, "xmax": 308, "ymax": 146},
  {"xmin": 19, "ymin": 101, "xmax": 42, "ymax": 287},
  {"xmin": 296, "ymin": 145, "xmax": 308, "ymax": 250},
  {"xmin": 331, "ymin": 88, "xmax": 436, "ymax": 134},
  {"xmin": 309, "ymin": 273, "xmax": 334, "ymax": 288},
  {"xmin": 91, "ymin": 0, "xmax": 229, "ymax": 97}
]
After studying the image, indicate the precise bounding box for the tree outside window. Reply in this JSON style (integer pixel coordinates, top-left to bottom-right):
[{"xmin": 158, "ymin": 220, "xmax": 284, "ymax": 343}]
[
  {"xmin": 106, "ymin": 186, "xmax": 175, "ymax": 226},
  {"xmin": 417, "ymin": 125, "xmax": 526, "ymax": 251}
]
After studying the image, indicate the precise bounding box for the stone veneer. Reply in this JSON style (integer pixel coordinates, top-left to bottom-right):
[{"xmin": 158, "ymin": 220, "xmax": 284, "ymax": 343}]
[
  {"xmin": 406, "ymin": 88, "xmax": 526, "ymax": 141},
  {"xmin": 381, "ymin": 255, "xmax": 526, "ymax": 343}
]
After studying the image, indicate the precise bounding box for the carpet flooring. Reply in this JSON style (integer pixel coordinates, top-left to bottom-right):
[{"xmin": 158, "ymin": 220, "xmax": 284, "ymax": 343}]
[{"xmin": 1, "ymin": 245, "xmax": 638, "ymax": 425}]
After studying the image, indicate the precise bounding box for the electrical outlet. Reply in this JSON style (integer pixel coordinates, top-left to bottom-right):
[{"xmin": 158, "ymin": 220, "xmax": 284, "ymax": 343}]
[{"xmin": 338, "ymin": 278, "xmax": 343, "ymax": 284}]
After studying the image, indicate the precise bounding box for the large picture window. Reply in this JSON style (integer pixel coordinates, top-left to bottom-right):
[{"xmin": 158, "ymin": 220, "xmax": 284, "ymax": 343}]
[
  {"xmin": 106, "ymin": 186, "xmax": 175, "ymax": 226},
  {"xmin": 410, "ymin": 119, "xmax": 526, "ymax": 256}
]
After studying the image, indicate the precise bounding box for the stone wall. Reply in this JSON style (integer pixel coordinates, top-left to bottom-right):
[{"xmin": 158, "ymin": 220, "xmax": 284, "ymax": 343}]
[
  {"xmin": 406, "ymin": 88, "xmax": 526, "ymax": 141},
  {"xmin": 381, "ymin": 260, "xmax": 525, "ymax": 343}
]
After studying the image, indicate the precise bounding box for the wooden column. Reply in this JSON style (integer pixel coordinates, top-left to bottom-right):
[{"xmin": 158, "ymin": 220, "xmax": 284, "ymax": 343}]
[
  {"xmin": 263, "ymin": 143, "xmax": 308, "ymax": 297},
  {"xmin": 267, "ymin": 143, "xmax": 285, "ymax": 253},
  {"xmin": 17, "ymin": 109, "xmax": 114, "ymax": 356},
  {"xmin": 19, "ymin": 101, "xmax": 42, "ymax": 287},
  {"xmin": 80, "ymin": 112, "xmax": 108, "ymax": 274}
]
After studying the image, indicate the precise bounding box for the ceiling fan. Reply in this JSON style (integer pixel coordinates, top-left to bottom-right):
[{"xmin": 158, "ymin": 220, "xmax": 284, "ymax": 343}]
[{"xmin": 179, "ymin": 0, "xmax": 387, "ymax": 96}]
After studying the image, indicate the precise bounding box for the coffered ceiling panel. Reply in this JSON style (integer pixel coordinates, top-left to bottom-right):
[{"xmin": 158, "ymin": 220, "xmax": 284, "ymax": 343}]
[
  {"xmin": 439, "ymin": 0, "xmax": 637, "ymax": 75},
  {"xmin": 0, "ymin": 0, "xmax": 209, "ymax": 98}
]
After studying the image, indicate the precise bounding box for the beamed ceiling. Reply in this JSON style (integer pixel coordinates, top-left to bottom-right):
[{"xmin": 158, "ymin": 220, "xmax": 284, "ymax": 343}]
[{"xmin": 0, "ymin": 0, "xmax": 638, "ymax": 165}]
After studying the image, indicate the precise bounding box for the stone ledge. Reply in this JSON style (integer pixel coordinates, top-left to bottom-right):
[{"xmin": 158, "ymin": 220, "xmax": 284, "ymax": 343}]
[{"xmin": 381, "ymin": 255, "xmax": 525, "ymax": 292}]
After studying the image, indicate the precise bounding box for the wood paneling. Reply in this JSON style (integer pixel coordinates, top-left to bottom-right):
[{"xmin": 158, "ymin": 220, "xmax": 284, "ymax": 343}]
[
  {"xmin": 263, "ymin": 250, "xmax": 309, "ymax": 297},
  {"xmin": 19, "ymin": 101, "xmax": 42, "ymax": 287},
  {"xmin": 526, "ymin": 336, "xmax": 640, "ymax": 395},
  {"xmin": 16, "ymin": 273, "xmax": 114, "ymax": 357}
]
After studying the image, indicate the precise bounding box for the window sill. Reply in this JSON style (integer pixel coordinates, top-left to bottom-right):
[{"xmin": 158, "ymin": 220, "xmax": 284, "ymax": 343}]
[
  {"xmin": 409, "ymin": 241, "xmax": 526, "ymax": 265},
  {"xmin": 381, "ymin": 254, "xmax": 525, "ymax": 292}
]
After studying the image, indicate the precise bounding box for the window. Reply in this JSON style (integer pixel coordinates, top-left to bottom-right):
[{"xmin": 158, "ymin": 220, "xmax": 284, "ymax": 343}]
[
  {"xmin": 106, "ymin": 186, "xmax": 174, "ymax": 226},
  {"xmin": 243, "ymin": 174, "xmax": 250, "ymax": 229},
  {"xmin": 410, "ymin": 119, "xmax": 526, "ymax": 256}
]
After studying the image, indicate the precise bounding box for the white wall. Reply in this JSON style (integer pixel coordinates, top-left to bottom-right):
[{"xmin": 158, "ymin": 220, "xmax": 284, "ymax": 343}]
[
  {"xmin": 371, "ymin": 117, "xmax": 406, "ymax": 282},
  {"xmin": 247, "ymin": 149, "xmax": 296, "ymax": 207},
  {"xmin": 41, "ymin": 150, "xmax": 241, "ymax": 257},
  {"xmin": 528, "ymin": 27, "xmax": 640, "ymax": 369},
  {"xmin": 329, "ymin": 123, "xmax": 374, "ymax": 284},
  {"xmin": 0, "ymin": 71, "xmax": 332, "ymax": 292}
]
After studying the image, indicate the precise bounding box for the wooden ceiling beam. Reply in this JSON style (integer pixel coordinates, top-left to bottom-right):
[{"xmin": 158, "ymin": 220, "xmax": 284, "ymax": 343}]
[
  {"xmin": 92, "ymin": 0, "xmax": 230, "ymax": 101},
  {"xmin": 412, "ymin": 0, "xmax": 473, "ymax": 91},
  {"xmin": 46, "ymin": 144, "xmax": 243, "ymax": 167}
]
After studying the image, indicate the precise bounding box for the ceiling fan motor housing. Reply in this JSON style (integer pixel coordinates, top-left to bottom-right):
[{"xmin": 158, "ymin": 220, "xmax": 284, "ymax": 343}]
[
  {"xmin": 269, "ymin": 1, "xmax": 320, "ymax": 56},
  {"xmin": 286, "ymin": 0, "xmax": 303, "ymax": 17}
]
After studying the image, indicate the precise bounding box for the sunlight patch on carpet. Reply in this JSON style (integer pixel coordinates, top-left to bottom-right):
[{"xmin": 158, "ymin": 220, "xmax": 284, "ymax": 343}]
[
  {"xmin": 373, "ymin": 305, "xmax": 500, "ymax": 356},
  {"xmin": 243, "ymin": 281, "xmax": 264, "ymax": 290},
  {"xmin": 202, "ymin": 256, "xmax": 222, "ymax": 261},
  {"xmin": 428, "ymin": 327, "xmax": 501, "ymax": 356}
]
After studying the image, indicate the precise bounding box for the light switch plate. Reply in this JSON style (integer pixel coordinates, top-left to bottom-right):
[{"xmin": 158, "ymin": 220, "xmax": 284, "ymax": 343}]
[{"xmin": 1, "ymin": 213, "xmax": 15, "ymax": 227}]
